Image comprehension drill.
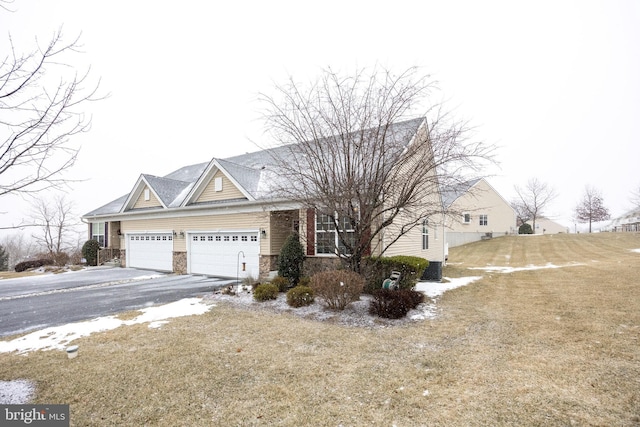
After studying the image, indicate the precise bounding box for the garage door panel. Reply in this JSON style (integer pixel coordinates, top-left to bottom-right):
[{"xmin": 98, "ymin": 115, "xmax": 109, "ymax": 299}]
[
  {"xmin": 189, "ymin": 232, "xmax": 259, "ymax": 278},
  {"xmin": 128, "ymin": 233, "xmax": 173, "ymax": 271}
]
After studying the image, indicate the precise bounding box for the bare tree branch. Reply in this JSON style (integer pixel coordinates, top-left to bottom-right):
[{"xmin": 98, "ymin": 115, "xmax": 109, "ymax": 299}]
[
  {"xmin": 575, "ymin": 185, "xmax": 611, "ymax": 233},
  {"xmin": 0, "ymin": 28, "xmax": 102, "ymax": 199},
  {"xmin": 512, "ymin": 178, "xmax": 558, "ymax": 233},
  {"xmin": 259, "ymin": 66, "xmax": 495, "ymax": 272}
]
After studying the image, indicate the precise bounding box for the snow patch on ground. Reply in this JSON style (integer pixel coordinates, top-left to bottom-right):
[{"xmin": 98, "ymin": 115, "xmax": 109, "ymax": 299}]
[
  {"xmin": 469, "ymin": 262, "xmax": 585, "ymax": 274},
  {"xmin": 0, "ymin": 379, "xmax": 35, "ymax": 404},
  {"xmin": 0, "ymin": 298, "xmax": 213, "ymax": 354},
  {"xmin": 630, "ymin": 248, "xmax": 640, "ymax": 253}
]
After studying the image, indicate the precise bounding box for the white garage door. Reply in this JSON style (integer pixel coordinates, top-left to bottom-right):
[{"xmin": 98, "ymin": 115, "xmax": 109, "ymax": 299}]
[
  {"xmin": 127, "ymin": 233, "xmax": 173, "ymax": 271},
  {"xmin": 189, "ymin": 232, "xmax": 259, "ymax": 278}
]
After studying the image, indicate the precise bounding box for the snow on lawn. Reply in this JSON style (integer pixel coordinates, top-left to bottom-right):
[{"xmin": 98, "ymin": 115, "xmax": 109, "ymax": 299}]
[
  {"xmin": 468, "ymin": 262, "xmax": 584, "ymax": 274},
  {"xmin": 0, "ymin": 298, "xmax": 213, "ymax": 355},
  {"xmin": 631, "ymin": 249, "xmax": 640, "ymax": 253},
  {"xmin": 410, "ymin": 276, "xmax": 483, "ymax": 320}
]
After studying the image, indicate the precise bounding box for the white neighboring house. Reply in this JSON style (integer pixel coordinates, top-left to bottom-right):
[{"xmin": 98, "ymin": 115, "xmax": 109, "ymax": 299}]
[
  {"xmin": 442, "ymin": 178, "xmax": 517, "ymax": 248},
  {"xmin": 604, "ymin": 207, "xmax": 640, "ymax": 232},
  {"xmin": 526, "ymin": 217, "xmax": 569, "ymax": 234}
]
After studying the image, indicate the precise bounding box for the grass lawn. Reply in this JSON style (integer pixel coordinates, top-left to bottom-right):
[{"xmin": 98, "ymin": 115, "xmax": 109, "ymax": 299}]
[{"xmin": 1, "ymin": 233, "xmax": 639, "ymax": 426}]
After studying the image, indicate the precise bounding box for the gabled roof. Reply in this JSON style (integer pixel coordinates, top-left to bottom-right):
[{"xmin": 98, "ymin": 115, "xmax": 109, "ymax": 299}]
[
  {"xmin": 83, "ymin": 117, "xmax": 428, "ymax": 218},
  {"xmin": 441, "ymin": 178, "xmax": 482, "ymax": 209}
]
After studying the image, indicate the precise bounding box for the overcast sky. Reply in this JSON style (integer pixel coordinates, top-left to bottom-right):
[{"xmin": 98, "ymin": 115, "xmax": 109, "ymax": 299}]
[{"xmin": 1, "ymin": 0, "xmax": 639, "ymax": 238}]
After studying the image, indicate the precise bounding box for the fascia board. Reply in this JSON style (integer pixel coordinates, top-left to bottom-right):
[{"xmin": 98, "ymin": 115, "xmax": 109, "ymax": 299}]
[{"xmin": 119, "ymin": 175, "xmax": 167, "ymax": 213}]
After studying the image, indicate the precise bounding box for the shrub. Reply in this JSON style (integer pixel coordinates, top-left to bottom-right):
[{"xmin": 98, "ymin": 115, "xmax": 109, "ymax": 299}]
[
  {"xmin": 52, "ymin": 251, "xmax": 70, "ymax": 267},
  {"xmin": 519, "ymin": 223, "xmax": 533, "ymax": 234},
  {"xmin": 310, "ymin": 270, "xmax": 364, "ymax": 311},
  {"xmin": 82, "ymin": 239, "xmax": 101, "ymax": 266},
  {"xmin": 270, "ymin": 276, "xmax": 291, "ymax": 292},
  {"xmin": 298, "ymin": 276, "xmax": 311, "ymax": 287},
  {"xmin": 14, "ymin": 258, "xmax": 54, "ymax": 273},
  {"xmin": 253, "ymin": 283, "xmax": 279, "ymax": 301},
  {"xmin": 277, "ymin": 233, "xmax": 305, "ymax": 286},
  {"xmin": 369, "ymin": 289, "xmax": 425, "ymax": 319},
  {"xmin": 362, "ymin": 255, "xmax": 429, "ymax": 293},
  {"xmin": 286, "ymin": 285, "xmax": 315, "ymax": 308}
]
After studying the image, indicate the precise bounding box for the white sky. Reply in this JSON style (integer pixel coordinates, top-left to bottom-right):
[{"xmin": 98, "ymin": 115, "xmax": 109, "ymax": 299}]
[{"xmin": 1, "ymin": 0, "xmax": 639, "ymax": 238}]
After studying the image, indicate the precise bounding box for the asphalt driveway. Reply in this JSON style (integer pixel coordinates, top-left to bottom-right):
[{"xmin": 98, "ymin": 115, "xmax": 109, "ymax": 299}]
[{"xmin": 0, "ymin": 267, "xmax": 235, "ymax": 338}]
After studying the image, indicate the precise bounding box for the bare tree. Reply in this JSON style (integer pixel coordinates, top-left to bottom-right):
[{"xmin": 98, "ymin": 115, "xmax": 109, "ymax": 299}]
[
  {"xmin": 1, "ymin": 29, "xmax": 100, "ymax": 200},
  {"xmin": 575, "ymin": 185, "xmax": 611, "ymax": 233},
  {"xmin": 29, "ymin": 194, "xmax": 80, "ymax": 264},
  {"xmin": 1, "ymin": 231, "xmax": 36, "ymax": 269},
  {"xmin": 259, "ymin": 66, "xmax": 494, "ymax": 272},
  {"xmin": 512, "ymin": 178, "xmax": 558, "ymax": 233},
  {"xmin": 630, "ymin": 184, "xmax": 640, "ymax": 208}
]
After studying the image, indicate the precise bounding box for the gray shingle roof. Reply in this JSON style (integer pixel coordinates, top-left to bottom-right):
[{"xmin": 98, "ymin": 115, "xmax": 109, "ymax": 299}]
[
  {"xmin": 440, "ymin": 178, "xmax": 481, "ymax": 209},
  {"xmin": 83, "ymin": 117, "xmax": 427, "ymax": 217}
]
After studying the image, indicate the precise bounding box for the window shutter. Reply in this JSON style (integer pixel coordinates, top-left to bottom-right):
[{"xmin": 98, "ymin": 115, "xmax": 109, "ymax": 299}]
[
  {"xmin": 104, "ymin": 222, "xmax": 109, "ymax": 248},
  {"xmin": 306, "ymin": 209, "xmax": 315, "ymax": 256}
]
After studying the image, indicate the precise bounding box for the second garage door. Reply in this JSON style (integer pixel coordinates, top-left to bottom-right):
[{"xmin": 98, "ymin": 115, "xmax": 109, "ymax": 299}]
[{"xmin": 189, "ymin": 232, "xmax": 259, "ymax": 278}]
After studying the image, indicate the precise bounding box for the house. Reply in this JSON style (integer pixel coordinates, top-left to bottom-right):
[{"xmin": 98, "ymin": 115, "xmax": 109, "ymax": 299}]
[
  {"xmin": 441, "ymin": 178, "xmax": 516, "ymax": 248},
  {"xmin": 82, "ymin": 118, "xmax": 447, "ymax": 280},
  {"xmin": 604, "ymin": 207, "xmax": 640, "ymax": 232},
  {"xmin": 525, "ymin": 217, "xmax": 569, "ymax": 234}
]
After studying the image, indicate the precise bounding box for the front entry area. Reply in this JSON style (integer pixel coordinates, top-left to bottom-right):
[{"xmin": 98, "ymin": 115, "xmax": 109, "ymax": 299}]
[{"xmin": 188, "ymin": 232, "xmax": 259, "ymax": 278}]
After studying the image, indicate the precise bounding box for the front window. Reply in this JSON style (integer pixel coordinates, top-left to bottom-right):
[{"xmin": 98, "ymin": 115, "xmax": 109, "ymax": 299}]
[
  {"xmin": 463, "ymin": 213, "xmax": 471, "ymax": 223},
  {"xmin": 92, "ymin": 222, "xmax": 105, "ymax": 247},
  {"xmin": 479, "ymin": 214, "xmax": 488, "ymax": 226},
  {"xmin": 316, "ymin": 211, "xmax": 356, "ymax": 255},
  {"xmin": 422, "ymin": 219, "xmax": 429, "ymax": 250}
]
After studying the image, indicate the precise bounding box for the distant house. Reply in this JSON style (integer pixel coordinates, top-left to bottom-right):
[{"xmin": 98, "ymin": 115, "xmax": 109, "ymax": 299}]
[
  {"xmin": 442, "ymin": 178, "xmax": 516, "ymax": 248},
  {"xmin": 82, "ymin": 118, "xmax": 447, "ymax": 280},
  {"xmin": 525, "ymin": 217, "xmax": 568, "ymax": 234},
  {"xmin": 605, "ymin": 208, "xmax": 640, "ymax": 232}
]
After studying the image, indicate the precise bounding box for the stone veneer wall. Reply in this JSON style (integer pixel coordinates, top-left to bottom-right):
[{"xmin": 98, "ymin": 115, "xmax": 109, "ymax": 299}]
[
  {"xmin": 173, "ymin": 252, "xmax": 187, "ymax": 274},
  {"xmin": 259, "ymin": 255, "xmax": 278, "ymax": 281},
  {"xmin": 119, "ymin": 250, "xmax": 126, "ymax": 267},
  {"xmin": 303, "ymin": 257, "xmax": 342, "ymax": 278}
]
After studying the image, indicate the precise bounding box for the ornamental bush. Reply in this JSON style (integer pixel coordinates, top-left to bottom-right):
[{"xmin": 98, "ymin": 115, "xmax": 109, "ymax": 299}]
[
  {"xmin": 519, "ymin": 223, "xmax": 533, "ymax": 234},
  {"xmin": 286, "ymin": 285, "xmax": 315, "ymax": 308},
  {"xmin": 277, "ymin": 233, "xmax": 305, "ymax": 286},
  {"xmin": 369, "ymin": 289, "xmax": 425, "ymax": 319},
  {"xmin": 253, "ymin": 283, "xmax": 279, "ymax": 301},
  {"xmin": 14, "ymin": 258, "xmax": 54, "ymax": 273},
  {"xmin": 82, "ymin": 239, "xmax": 101, "ymax": 266},
  {"xmin": 362, "ymin": 255, "xmax": 429, "ymax": 293},
  {"xmin": 270, "ymin": 276, "xmax": 291, "ymax": 292},
  {"xmin": 310, "ymin": 270, "xmax": 364, "ymax": 311}
]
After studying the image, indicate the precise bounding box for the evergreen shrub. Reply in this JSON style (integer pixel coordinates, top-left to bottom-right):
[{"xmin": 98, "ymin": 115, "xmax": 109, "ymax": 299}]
[
  {"xmin": 362, "ymin": 255, "xmax": 429, "ymax": 293},
  {"xmin": 253, "ymin": 283, "xmax": 279, "ymax": 301},
  {"xmin": 277, "ymin": 233, "xmax": 305, "ymax": 286},
  {"xmin": 270, "ymin": 276, "xmax": 291, "ymax": 292},
  {"xmin": 82, "ymin": 239, "xmax": 101, "ymax": 266},
  {"xmin": 286, "ymin": 285, "xmax": 315, "ymax": 308}
]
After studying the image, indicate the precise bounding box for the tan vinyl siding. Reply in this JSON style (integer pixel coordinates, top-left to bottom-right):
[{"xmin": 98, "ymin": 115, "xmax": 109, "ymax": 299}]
[
  {"xmin": 120, "ymin": 211, "xmax": 270, "ymax": 253},
  {"xmin": 133, "ymin": 186, "xmax": 162, "ymax": 209},
  {"xmin": 196, "ymin": 170, "xmax": 246, "ymax": 203},
  {"xmin": 383, "ymin": 210, "xmax": 445, "ymax": 262},
  {"xmin": 268, "ymin": 210, "xmax": 299, "ymax": 254},
  {"xmin": 446, "ymin": 179, "xmax": 516, "ymax": 234}
]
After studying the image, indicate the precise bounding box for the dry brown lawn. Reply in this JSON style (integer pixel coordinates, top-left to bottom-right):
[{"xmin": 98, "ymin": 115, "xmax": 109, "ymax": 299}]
[{"xmin": 1, "ymin": 233, "xmax": 639, "ymax": 426}]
